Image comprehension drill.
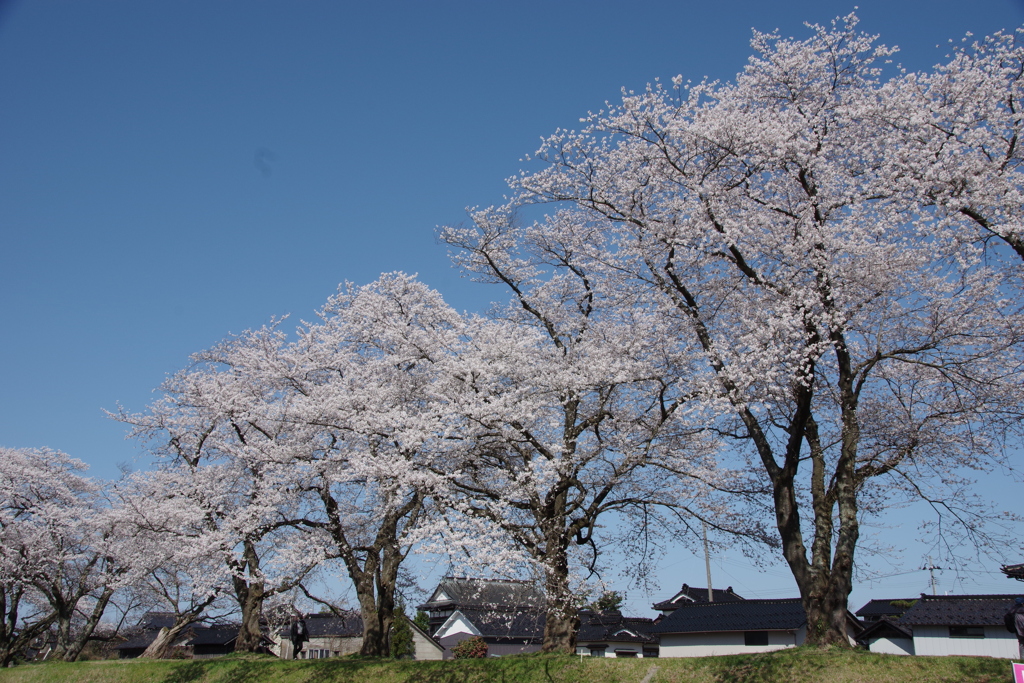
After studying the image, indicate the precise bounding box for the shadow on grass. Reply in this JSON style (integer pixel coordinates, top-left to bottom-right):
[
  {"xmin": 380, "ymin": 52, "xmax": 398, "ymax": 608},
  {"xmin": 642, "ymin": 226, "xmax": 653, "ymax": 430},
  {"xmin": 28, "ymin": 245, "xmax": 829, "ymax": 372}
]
[
  {"xmin": 159, "ymin": 661, "xmax": 206, "ymax": 683},
  {"xmin": 948, "ymin": 657, "xmax": 1010, "ymax": 683},
  {"xmin": 708, "ymin": 648, "xmax": 1011, "ymax": 683},
  {"xmin": 708, "ymin": 648, "xmax": 855, "ymax": 683},
  {"xmin": 285, "ymin": 655, "xmax": 576, "ymax": 683},
  {"xmin": 217, "ymin": 660, "xmax": 280, "ymax": 683}
]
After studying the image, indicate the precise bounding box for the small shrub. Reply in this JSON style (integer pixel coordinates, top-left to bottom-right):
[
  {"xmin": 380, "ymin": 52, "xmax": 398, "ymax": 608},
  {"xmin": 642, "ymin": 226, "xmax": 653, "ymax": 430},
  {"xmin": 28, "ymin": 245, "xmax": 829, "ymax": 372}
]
[{"xmin": 451, "ymin": 636, "xmax": 488, "ymax": 659}]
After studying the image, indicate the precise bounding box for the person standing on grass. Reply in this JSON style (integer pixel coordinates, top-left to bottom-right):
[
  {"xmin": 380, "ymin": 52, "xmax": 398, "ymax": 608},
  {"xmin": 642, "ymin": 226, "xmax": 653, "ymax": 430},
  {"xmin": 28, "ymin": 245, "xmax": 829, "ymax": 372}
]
[
  {"xmin": 1005, "ymin": 597, "xmax": 1024, "ymax": 659},
  {"xmin": 289, "ymin": 615, "xmax": 309, "ymax": 659}
]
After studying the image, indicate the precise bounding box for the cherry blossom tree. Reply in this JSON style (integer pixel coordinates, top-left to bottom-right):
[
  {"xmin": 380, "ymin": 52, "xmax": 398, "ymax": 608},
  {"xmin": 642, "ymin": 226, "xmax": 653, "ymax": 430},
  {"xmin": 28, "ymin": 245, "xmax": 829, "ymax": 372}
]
[
  {"xmin": 277, "ymin": 274, "xmax": 460, "ymax": 656},
  {"xmin": 437, "ymin": 219, "xmax": 746, "ymax": 652},
  {"xmin": 460, "ymin": 15, "xmax": 1024, "ymax": 645},
  {"xmin": 0, "ymin": 447, "xmax": 120, "ymax": 665},
  {"xmin": 117, "ymin": 330, "xmax": 326, "ymax": 654},
  {"xmin": 888, "ymin": 27, "xmax": 1024, "ymax": 265},
  {"xmin": 123, "ymin": 274, "xmax": 460, "ymax": 657},
  {"xmin": 110, "ymin": 469, "xmax": 237, "ymax": 658},
  {"xmin": 39, "ymin": 501, "xmax": 130, "ymax": 662}
]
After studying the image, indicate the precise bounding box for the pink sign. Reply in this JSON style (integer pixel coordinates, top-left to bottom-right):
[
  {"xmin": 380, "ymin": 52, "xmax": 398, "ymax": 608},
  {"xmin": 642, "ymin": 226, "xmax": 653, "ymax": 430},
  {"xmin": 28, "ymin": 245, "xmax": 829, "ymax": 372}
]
[{"xmin": 1013, "ymin": 662, "xmax": 1024, "ymax": 683}]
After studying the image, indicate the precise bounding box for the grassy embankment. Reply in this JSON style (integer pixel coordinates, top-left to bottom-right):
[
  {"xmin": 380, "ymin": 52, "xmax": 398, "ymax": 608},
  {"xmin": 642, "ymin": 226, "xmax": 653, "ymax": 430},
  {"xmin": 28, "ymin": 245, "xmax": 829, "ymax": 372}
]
[{"xmin": 0, "ymin": 649, "xmax": 1017, "ymax": 683}]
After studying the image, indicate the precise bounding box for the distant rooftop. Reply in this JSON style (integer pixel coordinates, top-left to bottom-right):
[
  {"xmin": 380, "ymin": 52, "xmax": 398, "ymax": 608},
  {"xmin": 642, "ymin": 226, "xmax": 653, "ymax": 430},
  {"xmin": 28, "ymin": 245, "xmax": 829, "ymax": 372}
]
[
  {"xmin": 651, "ymin": 598, "xmax": 806, "ymax": 634},
  {"xmin": 898, "ymin": 594, "xmax": 1022, "ymax": 627},
  {"xmin": 854, "ymin": 598, "xmax": 917, "ymax": 621},
  {"xmin": 419, "ymin": 577, "xmax": 544, "ymax": 611},
  {"xmin": 652, "ymin": 583, "xmax": 743, "ymax": 611},
  {"xmin": 577, "ymin": 610, "xmax": 659, "ymax": 644}
]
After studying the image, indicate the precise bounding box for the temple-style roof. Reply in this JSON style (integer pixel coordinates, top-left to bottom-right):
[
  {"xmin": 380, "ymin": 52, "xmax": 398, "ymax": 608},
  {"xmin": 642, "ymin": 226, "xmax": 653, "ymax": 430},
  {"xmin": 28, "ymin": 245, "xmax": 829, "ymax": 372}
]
[
  {"xmin": 652, "ymin": 583, "xmax": 743, "ymax": 612},
  {"xmin": 419, "ymin": 577, "xmax": 543, "ymax": 611}
]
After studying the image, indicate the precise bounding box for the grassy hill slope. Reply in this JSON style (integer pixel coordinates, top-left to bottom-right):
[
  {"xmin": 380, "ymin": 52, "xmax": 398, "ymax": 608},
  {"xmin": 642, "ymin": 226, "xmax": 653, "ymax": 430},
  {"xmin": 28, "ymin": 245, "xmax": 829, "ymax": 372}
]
[{"xmin": 0, "ymin": 649, "xmax": 1015, "ymax": 683}]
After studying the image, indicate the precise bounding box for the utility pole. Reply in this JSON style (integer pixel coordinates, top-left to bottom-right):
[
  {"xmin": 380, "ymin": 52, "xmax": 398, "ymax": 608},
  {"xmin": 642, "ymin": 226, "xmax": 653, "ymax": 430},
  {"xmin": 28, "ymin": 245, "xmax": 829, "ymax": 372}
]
[
  {"xmin": 703, "ymin": 521, "xmax": 713, "ymax": 602},
  {"xmin": 922, "ymin": 557, "xmax": 945, "ymax": 595}
]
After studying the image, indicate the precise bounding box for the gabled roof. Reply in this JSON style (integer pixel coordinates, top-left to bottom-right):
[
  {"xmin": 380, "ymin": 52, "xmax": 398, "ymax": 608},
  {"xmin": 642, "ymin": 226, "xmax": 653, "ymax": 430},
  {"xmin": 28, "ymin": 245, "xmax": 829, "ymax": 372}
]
[
  {"xmin": 652, "ymin": 583, "xmax": 743, "ymax": 611},
  {"xmin": 651, "ymin": 598, "xmax": 806, "ymax": 634},
  {"xmin": 419, "ymin": 577, "xmax": 543, "ymax": 611},
  {"xmin": 577, "ymin": 610, "xmax": 658, "ymax": 644},
  {"xmin": 855, "ymin": 598, "xmax": 917, "ymax": 620},
  {"xmin": 435, "ymin": 610, "xmax": 483, "ymax": 638},
  {"xmin": 856, "ymin": 618, "xmax": 914, "ymax": 644},
  {"xmin": 898, "ymin": 594, "xmax": 1021, "ymax": 627}
]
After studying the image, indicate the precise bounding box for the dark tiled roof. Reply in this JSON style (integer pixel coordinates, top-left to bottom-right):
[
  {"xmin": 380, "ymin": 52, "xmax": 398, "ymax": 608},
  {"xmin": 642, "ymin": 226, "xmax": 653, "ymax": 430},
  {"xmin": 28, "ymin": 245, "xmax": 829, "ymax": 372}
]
[
  {"xmin": 138, "ymin": 612, "xmax": 178, "ymax": 630},
  {"xmin": 651, "ymin": 598, "xmax": 806, "ymax": 634},
  {"xmin": 185, "ymin": 626, "xmax": 239, "ymax": 646},
  {"xmin": 115, "ymin": 631, "xmax": 158, "ymax": 651},
  {"xmin": 277, "ymin": 612, "xmax": 363, "ymax": 637},
  {"xmin": 114, "ymin": 622, "xmax": 232, "ymax": 651},
  {"xmin": 114, "ymin": 623, "xmax": 239, "ymax": 650},
  {"xmin": 577, "ymin": 610, "xmax": 658, "ymax": 644},
  {"xmin": 855, "ymin": 599, "xmax": 917, "ymax": 620},
  {"xmin": 898, "ymin": 594, "xmax": 1021, "ymax": 627},
  {"xmin": 420, "ymin": 578, "xmax": 544, "ymax": 611},
  {"xmin": 652, "ymin": 583, "xmax": 743, "ymax": 611}
]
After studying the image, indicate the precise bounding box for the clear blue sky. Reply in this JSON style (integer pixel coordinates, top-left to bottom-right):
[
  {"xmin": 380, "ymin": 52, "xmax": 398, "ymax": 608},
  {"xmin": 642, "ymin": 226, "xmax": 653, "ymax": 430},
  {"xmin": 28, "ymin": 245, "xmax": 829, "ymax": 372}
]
[{"xmin": 2, "ymin": 0, "xmax": 1022, "ymax": 612}]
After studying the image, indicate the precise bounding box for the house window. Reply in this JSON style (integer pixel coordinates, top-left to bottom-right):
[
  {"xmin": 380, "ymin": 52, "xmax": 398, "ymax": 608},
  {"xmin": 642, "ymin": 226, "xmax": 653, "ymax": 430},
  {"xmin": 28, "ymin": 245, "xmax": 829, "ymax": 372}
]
[
  {"xmin": 744, "ymin": 631, "xmax": 769, "ymax": 646},
  {"xmin": 949, "ymin": 626, "xmax": 985, "ymax": 638},
  {"xmin": 303, "ymin": 649, "xmax": 332, "ymax": 659},
  {"xmin": 589, "ymin": 646, "xmax": 606, "ymax": 657},
  {"xmin": 615, "ymin": 650, "xmax": 638, "ymax": 658},
  {"xmin": 642, "ymin": 648, "xmax": 659, "ymax": 658}
]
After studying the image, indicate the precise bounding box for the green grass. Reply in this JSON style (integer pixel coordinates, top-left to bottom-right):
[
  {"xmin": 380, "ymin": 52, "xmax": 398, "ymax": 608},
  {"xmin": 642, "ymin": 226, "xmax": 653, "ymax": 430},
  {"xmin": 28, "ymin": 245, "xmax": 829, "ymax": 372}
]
[{"xmin": 0, "ymin": 649, "xmax": 1017, "ymax": 683}]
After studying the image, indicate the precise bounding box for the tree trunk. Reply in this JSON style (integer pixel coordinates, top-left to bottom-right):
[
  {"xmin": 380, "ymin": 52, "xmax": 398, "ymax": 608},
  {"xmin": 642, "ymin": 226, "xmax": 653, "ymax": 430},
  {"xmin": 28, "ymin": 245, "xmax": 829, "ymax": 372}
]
[
  {"xmin": 355, "ymin": 584, "xmax": 385, "ymax": 656},
  {"xmin": 231, "ymin": 541, "xmax": 267, "ymax": 653},
  {"xmin": 541, "ymin": 609, "xmax": 579, "ymax": 654},
  {"xmin": 140, "ymin": 619, "xmax": 192, "ymax": 659},
  {"xmin": 0, "ymin": 585, "xmax": 58, "ymax": 667},
  {"xmin": 139, "ymin": 594, "xmax": 216, "ymax": 659},
  {"xmin": 63, "ymin": 589, "xmax": 111, "ymax": 661},
  {"xmin": 320, "ymin": 484, "xmax": 420, "ymax": 658},
  {"xmin": 51, "ymin": 605, "xmax": 73, "ymax": 660},
  {"xmin": 234, "ymin": 579, "xmax": 265, "ymax": 653},
  {"xmin": 541, "ymin": 531, "xmax": 577, "ymax": 653},
  {"xmin": 771, "ymin": 449, "xmax": 858, "ymax": 647},
  {"xmin": 62, "ymin": 586, "xmax": 115, "ymax": 662}
]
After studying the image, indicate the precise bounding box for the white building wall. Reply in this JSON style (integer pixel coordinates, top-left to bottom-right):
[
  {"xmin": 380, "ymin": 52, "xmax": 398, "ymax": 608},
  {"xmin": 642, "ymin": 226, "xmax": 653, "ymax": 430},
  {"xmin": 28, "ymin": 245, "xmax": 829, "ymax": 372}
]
[
  {"xmin": 659, "ymin": 631, "xmax": 797, "ymax": 658},
  {"xmin": 411, "ymin": 630, "xmax": 444, "ymax": 660},
  {"xmin": 912, "ymin": 625, "xmax": 1018, "ymax": 658},
  {"xmin": 868, "ymin": 637, "xmax": 915, "ymax": 655},
  {"xmin": 575, "ymin": 642, "xmax": 647, "ymax": 657}
]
